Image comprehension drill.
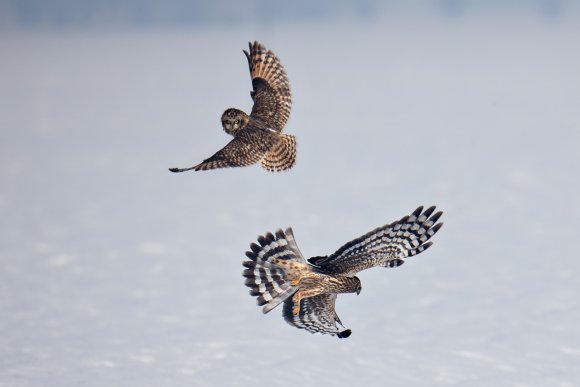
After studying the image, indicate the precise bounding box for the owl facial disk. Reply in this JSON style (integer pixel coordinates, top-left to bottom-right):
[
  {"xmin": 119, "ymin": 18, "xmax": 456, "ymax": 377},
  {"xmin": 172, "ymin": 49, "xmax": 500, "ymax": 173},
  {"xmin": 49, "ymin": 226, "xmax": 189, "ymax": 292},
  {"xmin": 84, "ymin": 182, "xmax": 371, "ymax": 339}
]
[
  {"xmin": 221, "ymin": 108, "xmax": 247, "ymax": 135},
  {"xmin": 222, "ymin": 119, "xmax": 240, "ymax": 130}
]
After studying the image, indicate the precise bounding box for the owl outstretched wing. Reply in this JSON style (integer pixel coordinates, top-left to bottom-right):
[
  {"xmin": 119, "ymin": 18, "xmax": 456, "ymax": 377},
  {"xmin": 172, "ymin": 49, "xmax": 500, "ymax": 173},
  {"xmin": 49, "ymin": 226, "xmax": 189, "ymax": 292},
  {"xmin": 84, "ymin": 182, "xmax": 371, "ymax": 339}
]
[
  {"xmin": 244, "ymin": 41, "xmax": 292, "ymax": 132},
  {"xmin": 309, "ymin": 206, "xmax": 444, "ymax": 276},
  {"xmin": 282, "ymin": 293, "xmax": 351, "ymax": 338},
  {"xmin": 183, "ymin": 128, "xmax": 275, "ymax": 172}
]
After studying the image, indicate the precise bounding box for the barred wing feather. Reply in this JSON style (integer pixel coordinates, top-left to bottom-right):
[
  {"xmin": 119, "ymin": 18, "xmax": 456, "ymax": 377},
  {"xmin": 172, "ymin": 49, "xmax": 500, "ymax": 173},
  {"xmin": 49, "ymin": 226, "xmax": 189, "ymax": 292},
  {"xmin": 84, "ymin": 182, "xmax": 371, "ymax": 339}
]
[{"xmin": 312, "ymin": 206, "xmax": 443, "ymax": 276}]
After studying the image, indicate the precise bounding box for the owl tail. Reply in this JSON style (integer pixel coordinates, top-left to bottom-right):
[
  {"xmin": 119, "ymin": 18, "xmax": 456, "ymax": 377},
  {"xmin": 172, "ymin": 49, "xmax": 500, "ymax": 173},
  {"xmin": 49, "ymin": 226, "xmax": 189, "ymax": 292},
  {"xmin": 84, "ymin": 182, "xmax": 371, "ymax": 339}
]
[
  {"xmin": 261, "ymin": 134, "xmax": 297, "ymax": 172},
  {"xmin": 243, "ymin": 228, "xmax": 306, "ymax": 314}
]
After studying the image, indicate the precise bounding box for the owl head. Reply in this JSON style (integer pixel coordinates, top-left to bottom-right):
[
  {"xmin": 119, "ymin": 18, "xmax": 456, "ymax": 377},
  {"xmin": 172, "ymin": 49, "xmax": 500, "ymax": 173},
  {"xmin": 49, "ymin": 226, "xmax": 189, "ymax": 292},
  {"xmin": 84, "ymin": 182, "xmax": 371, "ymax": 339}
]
[{"xmin": 221, "ymin": 108, "xmax": 249, "ymax": 135}]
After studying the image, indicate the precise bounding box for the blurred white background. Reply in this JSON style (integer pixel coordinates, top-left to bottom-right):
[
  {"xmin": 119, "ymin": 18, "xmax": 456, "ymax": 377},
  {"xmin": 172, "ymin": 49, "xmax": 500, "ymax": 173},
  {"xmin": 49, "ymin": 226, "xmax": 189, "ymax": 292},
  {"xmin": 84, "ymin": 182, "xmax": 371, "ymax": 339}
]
[{"xmin": 1, "ymin": 1, "xmax": 580, "ymax": 386}]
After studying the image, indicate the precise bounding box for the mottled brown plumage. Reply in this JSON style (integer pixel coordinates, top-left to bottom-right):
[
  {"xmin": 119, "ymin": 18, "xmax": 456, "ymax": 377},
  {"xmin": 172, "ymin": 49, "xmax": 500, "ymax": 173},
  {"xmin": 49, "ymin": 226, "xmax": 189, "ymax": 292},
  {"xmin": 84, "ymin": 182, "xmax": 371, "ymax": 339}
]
[
  {"xmin": 243, "ymin": 206, "xmax": 444, "ymax": 338},
  {"xmin": 169, "ymin": 41, "xmax": 296, "ymax": 173}
]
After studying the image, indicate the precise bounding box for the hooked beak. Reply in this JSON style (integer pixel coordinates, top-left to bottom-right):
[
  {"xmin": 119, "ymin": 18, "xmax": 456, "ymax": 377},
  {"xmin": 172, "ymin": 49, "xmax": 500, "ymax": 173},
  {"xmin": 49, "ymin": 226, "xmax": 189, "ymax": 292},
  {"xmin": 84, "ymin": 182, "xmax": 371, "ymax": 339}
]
[{"xmin": 356, "ymin": 288, "xmax": 361, "ymax": 295}]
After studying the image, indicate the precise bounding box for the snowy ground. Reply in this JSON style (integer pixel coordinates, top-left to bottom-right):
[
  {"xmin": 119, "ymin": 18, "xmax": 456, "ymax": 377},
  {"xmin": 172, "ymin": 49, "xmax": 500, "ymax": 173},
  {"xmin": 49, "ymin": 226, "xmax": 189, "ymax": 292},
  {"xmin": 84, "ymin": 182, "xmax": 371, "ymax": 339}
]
[{"xmin": 1, "ymin": 14, "xmax": 580, "ymax": 387}]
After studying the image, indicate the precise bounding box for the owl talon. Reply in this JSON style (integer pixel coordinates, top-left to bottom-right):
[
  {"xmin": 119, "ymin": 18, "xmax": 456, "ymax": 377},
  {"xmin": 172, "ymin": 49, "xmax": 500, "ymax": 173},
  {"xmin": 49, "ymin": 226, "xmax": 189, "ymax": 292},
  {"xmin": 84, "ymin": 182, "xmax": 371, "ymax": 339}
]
[{"xmin": 293, "ymin": 305, "xmax": 300, "ymax": 316}]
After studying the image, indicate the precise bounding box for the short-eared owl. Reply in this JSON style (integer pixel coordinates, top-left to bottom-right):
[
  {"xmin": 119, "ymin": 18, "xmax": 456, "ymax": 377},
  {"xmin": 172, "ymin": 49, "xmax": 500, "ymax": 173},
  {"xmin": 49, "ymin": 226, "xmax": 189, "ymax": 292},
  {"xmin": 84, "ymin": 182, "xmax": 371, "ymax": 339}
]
[
  {"xmin": 169, "ymin": 41, "xmax": 295, "ymax": 173},
  {"xmin": 243, "ymin": 206, "xmax": 444, "ymax": 338}
]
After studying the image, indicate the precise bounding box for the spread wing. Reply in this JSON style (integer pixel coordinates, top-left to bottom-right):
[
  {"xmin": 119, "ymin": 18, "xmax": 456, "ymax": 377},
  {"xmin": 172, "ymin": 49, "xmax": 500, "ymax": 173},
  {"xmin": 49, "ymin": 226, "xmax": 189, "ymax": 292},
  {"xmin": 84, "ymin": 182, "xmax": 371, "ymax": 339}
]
[
  {"xmin": 282, "ymin": 294, "xmax": 351, "ymax": 338},
  {"xmin": 191, "ymin": 128, "xmax": 274, "ymax": 171},
  {"xmin": 244, "ymin": 41, "xmax": 292, "ymax": 132},
  {"xmin": 309, "ymin": 206, "xmax": 444, "ymax": 276}
]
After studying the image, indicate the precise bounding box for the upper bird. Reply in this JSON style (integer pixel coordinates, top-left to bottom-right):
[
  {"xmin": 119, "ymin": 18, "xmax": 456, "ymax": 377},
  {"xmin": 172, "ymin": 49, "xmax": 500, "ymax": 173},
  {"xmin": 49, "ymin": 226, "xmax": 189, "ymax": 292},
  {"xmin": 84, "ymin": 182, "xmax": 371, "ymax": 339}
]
[
  {"xmin": 243, "ymin": 206, "xmax": 444, "ymax": 339},
  {"xmin": 169, "ymin": 41, "xmax": 296, "ymax": 173}
]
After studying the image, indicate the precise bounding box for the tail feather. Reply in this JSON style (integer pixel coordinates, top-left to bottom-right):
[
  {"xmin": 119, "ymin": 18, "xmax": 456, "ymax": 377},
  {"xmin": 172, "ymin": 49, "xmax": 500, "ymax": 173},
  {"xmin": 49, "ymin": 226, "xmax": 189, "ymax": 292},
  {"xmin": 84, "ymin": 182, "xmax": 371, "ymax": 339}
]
[
  {"xmin": 261, "ymin": 134, "xmax": 297, "ymax": 172},
  {"xmin": 243, "ymin": 261, "xmax": 291, "ymax": 306},
  {"xmin": 243, "ymin": 228, "xmax": 305, "ymax": 313},
  {"xmin": 262, "ymin": 286, "xmax": 299, "ymax": 314}
]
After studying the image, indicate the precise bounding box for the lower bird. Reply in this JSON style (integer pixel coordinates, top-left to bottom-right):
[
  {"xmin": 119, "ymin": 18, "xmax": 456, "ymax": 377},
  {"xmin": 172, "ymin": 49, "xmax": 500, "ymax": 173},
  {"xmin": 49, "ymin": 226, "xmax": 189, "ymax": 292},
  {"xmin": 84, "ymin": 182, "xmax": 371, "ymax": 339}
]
[{"xmin": 243, "ymin": 205, "xmax": 444, "ymax": 338}]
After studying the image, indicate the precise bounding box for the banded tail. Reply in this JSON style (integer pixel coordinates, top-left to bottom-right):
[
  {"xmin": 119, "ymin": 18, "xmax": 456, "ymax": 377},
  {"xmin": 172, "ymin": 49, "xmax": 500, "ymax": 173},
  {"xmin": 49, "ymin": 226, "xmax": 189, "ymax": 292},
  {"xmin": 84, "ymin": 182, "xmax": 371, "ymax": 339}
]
[
  {"xmin": 243, "ymin": 228, "xmax": 307, "ymax": 314},
  {"xmin": 261, "ymin": 133, "xmax": 297, "ymax": 172}
]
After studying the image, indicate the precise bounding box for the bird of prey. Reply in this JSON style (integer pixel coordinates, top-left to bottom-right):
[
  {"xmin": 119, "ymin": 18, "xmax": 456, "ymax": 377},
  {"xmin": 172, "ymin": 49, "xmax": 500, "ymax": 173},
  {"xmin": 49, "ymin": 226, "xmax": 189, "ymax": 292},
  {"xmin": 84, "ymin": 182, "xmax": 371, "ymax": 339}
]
[
  {"xmin": 169, "ymin": 41, "xmax": 296, "ymax": 173},
  {"xmin": 243, "ymin": 206, "xmax": 444, "ymax": 338}
]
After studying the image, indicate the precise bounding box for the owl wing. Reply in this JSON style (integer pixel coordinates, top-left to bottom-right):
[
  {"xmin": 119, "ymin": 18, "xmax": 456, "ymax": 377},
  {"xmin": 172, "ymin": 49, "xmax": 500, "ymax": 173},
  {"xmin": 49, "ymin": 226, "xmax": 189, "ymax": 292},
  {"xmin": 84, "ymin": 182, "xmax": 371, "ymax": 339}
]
[
  {"xmin": 309, "ymin": 206, "xmax": 444, "ymax": 276},
  {"xmin": 244, "ymin": 41, "xmax": 292, "ymax": 132},
  {"xmin": 282, "ymin": 293, "xmax": 351, "ymax": 338},
  {"xmin": 192, "ymin": 128, "xmax": 272, "ymax": 171}
]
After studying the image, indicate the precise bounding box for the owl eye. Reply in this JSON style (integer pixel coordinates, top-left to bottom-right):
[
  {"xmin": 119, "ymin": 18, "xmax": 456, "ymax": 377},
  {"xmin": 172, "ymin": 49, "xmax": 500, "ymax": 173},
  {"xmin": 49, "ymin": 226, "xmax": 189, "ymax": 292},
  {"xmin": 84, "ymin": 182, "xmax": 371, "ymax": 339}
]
[{"xmin": 234, "ymin": 119, "xmax": 240, "ymax": 124}]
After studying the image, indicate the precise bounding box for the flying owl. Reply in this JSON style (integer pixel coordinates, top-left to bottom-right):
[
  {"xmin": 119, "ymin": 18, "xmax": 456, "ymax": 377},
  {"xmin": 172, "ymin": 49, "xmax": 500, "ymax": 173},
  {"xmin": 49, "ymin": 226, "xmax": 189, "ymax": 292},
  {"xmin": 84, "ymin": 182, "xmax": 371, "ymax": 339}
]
[
  {"xmin": 243, "ymin": 206, "xmax": 444, "ymax": 338},
  {"xmin": 169, "ymin": 41, "xmax": 296, "ymax": 173}
]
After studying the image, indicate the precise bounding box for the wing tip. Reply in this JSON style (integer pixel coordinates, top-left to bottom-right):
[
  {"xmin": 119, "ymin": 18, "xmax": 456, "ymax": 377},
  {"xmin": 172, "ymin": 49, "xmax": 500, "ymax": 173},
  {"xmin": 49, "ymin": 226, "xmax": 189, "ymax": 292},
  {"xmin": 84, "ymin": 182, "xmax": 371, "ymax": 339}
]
[
  {"xmin": 422, "ymin": 205, "xmax": 436, "ymax": 218},
  {"xmin": 412, "ymin": 206, "xmax": 424, "ymax": 217},
  {"xmin": 337, "ymin": 329, "xmax": 352, "ymax": 339},
  {"xmin": 431, "ymin": 222, "xmax": 444, "ymax": 234},
  {"xmin": 430, "ymin": 211, "xmax": 444, "ymax": 224},
  {"xmin": 169, "ymin": 166, "xmax": 198, "ymax": 173}
]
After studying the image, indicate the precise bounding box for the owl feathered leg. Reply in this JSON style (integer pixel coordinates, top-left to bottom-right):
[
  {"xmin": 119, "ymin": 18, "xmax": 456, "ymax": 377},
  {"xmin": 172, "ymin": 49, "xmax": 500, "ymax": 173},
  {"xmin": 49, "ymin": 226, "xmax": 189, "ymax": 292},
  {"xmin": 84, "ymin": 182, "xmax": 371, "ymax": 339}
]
[{"xmin": 261, "ymin": 133, "xmax": 297, "ymax": 172}]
